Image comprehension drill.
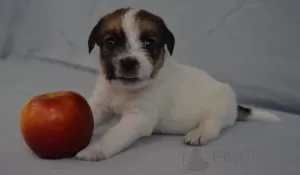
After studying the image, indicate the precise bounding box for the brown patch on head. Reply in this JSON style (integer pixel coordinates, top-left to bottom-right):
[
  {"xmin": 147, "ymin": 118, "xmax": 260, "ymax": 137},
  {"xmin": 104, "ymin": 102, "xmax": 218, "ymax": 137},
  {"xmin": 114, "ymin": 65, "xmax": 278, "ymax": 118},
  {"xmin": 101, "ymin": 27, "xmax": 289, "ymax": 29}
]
[
  {"xmin": 88, "ymin": 8, "xmax": 130, "ymax": 52},
  {"xmin": 88, "ymin": 8, "xmax": 131, "ymax": 80},
  {"xmin": 135, "ymin": 9, "xmax": 175, "ymax": 77}
]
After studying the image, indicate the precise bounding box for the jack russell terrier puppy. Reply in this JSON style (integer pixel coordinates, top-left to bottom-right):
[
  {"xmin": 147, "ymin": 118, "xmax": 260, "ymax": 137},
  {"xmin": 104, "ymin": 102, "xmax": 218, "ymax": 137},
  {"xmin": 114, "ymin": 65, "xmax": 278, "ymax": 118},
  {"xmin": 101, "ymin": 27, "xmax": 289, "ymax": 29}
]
[{"xmin": 75, "ymin": 7, "xmax": 280, "ymax": 161}]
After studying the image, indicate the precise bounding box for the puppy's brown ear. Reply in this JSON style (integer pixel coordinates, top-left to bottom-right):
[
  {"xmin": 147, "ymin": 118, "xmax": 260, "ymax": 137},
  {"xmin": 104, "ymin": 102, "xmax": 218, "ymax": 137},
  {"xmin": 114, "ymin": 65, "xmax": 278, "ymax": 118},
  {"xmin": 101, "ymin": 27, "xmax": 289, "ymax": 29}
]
[
  {"xmin": 88, "ymin": 18, "xmax": 105, "ymax": 54},
  {"xmin": 165, "ymin": 27, "xmax": 175, "ymax": 55}
]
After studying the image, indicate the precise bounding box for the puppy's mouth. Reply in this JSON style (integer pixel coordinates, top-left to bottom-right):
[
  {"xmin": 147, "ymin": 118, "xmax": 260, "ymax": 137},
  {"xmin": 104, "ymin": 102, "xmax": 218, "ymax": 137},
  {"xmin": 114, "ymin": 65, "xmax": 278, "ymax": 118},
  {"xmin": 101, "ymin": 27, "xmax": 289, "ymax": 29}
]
[
  {"xmin": 115, "ymin": 76, "xmax": 145, "ymax": 84},
  {"xmin": 118, "ymin": 77, "xmax": 140, "ymax": 82}
]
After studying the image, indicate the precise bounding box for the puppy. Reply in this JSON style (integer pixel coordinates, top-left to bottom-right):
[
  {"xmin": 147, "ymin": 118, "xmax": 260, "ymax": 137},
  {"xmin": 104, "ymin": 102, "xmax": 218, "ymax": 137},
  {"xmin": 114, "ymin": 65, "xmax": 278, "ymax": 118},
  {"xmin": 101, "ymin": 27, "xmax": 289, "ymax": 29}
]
[{"xmin": 75, "ymin": 7, "xmax": 280, "ymax": 161}]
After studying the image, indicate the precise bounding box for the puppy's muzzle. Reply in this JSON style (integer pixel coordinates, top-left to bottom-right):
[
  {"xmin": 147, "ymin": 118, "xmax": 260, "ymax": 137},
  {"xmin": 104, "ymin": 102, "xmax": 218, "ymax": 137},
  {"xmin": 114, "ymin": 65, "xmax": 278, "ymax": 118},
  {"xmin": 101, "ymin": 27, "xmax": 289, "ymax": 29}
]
[{"xmin": 119, "ymin": 57, "xmax": 140, "ymax": 76}]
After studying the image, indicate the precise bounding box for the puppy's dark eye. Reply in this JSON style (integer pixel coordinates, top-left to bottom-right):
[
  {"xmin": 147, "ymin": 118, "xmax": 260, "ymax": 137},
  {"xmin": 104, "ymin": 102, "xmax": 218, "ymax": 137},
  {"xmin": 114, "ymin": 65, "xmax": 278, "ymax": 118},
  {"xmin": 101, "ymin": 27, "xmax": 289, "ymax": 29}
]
[
  {"xmin": 103, "ymin": 37, "xmax": 116, "ymax": 49},
  {"xmin": 142, "ymin": 39, "xmax": 156, "ymax": 49}
]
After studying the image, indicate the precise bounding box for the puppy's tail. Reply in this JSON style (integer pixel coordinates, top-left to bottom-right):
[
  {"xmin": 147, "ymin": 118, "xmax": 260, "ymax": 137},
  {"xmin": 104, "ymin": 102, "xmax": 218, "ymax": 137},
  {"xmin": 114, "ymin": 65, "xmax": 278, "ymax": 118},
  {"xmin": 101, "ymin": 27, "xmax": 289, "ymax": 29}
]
[{"xmin": 237, "ymin": 105, "xmax": 281, "ymax": 123}]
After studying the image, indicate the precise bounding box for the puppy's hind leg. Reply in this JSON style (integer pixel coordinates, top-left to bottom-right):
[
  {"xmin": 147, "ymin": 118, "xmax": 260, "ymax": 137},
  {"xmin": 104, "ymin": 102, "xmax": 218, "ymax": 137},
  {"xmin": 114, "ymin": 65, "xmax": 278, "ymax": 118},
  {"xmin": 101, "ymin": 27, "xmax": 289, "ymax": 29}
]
[{"xmin": 184, "ymin": 86, "xmax": 236, "ymax": 146}]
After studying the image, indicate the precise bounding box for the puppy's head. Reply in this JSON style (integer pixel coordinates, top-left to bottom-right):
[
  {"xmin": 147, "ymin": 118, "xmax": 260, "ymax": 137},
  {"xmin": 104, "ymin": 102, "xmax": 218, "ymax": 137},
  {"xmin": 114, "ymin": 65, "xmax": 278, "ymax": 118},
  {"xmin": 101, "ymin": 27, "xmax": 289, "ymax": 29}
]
[{"xmin": 88, "ymin": 8, "xmax": 175, "ymax": 89}]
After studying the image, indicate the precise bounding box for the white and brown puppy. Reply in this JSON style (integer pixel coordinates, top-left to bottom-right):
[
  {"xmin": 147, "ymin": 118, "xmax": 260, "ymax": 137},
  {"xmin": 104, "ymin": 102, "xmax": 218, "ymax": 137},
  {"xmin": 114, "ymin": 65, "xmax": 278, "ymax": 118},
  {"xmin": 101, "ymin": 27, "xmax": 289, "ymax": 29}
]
[{"xmin": 75, "ymin": 7, "xmax": 280, "ymax": 161}]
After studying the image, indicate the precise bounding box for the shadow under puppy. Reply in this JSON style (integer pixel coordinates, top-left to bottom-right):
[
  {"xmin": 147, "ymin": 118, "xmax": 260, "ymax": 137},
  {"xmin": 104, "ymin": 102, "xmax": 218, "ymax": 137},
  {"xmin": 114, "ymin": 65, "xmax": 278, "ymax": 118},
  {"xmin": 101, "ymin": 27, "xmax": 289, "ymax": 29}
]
[{"xmin": 75, "ymin": 7, "xmax": 280, "ymax": 161}]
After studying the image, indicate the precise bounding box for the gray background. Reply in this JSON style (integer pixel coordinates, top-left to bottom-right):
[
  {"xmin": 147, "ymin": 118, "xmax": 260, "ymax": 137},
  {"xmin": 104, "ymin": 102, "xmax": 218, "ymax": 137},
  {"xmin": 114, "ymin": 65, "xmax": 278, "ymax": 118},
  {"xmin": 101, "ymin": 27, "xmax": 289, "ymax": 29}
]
[
  {"xmin": 1, "ymin": 0, "xmax": 300, "ymax": 114},
  {"xmin": 1, "ymin": 0, "xmax": 300, "ymax": 174}
]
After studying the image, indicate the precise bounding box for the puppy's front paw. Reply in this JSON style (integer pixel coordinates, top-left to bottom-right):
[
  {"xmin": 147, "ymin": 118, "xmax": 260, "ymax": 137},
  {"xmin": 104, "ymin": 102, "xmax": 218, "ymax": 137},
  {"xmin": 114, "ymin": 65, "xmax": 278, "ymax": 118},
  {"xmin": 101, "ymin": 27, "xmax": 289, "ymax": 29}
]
[
  {"xmin": 183, "ymin": 129, "xmax": 215, "ymax": 146},
  {"xmin": 184, "ymin": 129, "xmax": 206, "ymax": 146},
  {"xmin": 184, "ymin": 125, "xmax": 220, "ymax": 146},
  {"xmin": 75, "ymin": 147, "xmax": 106, "ymax": 161}
]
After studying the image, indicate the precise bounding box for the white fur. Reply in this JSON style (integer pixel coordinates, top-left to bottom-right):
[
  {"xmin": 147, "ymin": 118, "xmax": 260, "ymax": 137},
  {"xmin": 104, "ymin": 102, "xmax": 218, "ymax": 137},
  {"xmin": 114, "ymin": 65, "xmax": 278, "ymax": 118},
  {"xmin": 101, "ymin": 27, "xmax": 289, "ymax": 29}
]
[
  {"xmin": 248, "ymin": 109, "xmax": 281, "ymax": 123},
  {"xmin": 118, "ymin": 8, "xmax": 153, "ymax": 82},
  {"xmin": 122, "ymin": 8, "xmax": 140, "ymax": 49},
  {"xmin": 75, "ymin": 8, "xmax": 280, "ymax": 161}
]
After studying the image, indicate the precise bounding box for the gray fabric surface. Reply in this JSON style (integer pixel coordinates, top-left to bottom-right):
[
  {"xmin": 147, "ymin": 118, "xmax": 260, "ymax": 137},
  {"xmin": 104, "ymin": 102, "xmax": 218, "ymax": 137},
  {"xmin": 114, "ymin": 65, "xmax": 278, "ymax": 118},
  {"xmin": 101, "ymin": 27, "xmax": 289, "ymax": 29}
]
[
  {"xmin": 1, "ymin": 58, "xmax": 300, "ymax": 175},
  {"xmin": 1, "ymin": 0, "xmax": 300, "ymax": 174}
]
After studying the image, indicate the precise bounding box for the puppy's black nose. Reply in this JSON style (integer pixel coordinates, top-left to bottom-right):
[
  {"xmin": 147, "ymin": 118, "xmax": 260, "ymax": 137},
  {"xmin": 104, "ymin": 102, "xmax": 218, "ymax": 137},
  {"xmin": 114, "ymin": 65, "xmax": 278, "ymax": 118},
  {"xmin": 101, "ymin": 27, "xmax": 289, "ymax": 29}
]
[{"xmin": 120, "ymin": 57, "xmax": 139, "ymax": 72}]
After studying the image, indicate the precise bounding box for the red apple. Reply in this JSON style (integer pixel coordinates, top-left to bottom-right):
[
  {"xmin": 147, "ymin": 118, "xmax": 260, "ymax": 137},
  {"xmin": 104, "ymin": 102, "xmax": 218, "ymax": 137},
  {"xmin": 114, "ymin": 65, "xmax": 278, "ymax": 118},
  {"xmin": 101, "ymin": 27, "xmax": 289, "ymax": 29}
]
[{"xmin": 20, "ymin": 91, "xmax": 94, "ymax": 159}]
